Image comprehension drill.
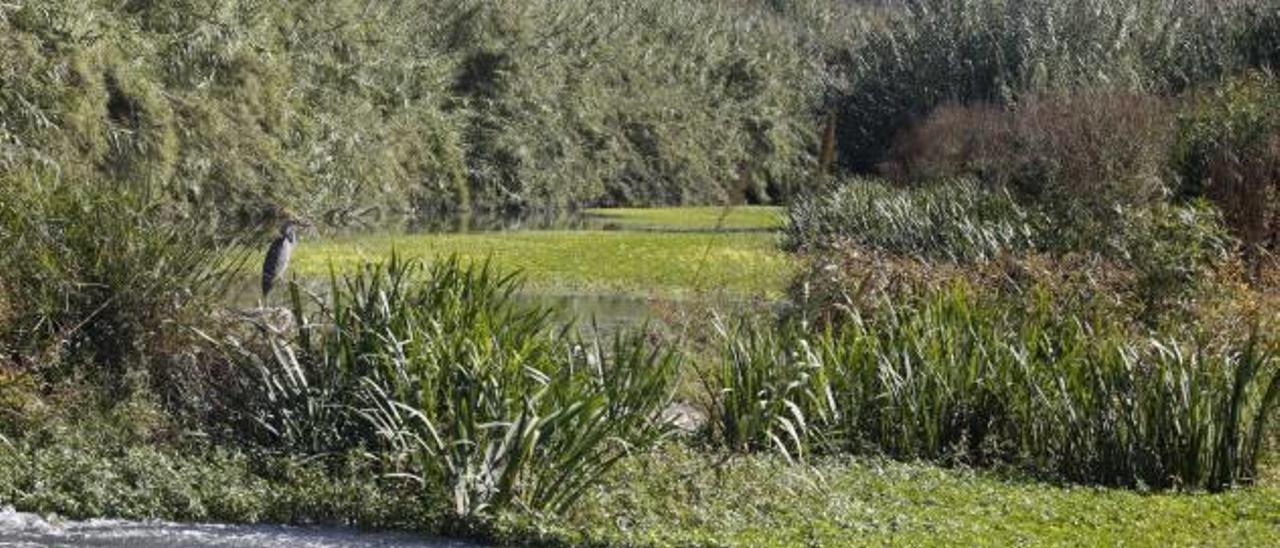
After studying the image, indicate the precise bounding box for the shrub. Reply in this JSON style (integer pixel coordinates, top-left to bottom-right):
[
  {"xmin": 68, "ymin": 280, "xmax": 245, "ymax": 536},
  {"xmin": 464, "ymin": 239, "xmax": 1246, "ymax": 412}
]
[
  {"xmin": 0, "ymin": 173, "xmax": 246, "ymax": 388},
  {"xmin": 786, "ymin": 183, "xmax": 1234, "ymax": 328},
  {"xmin": 883, "ymin": 91, "xmax": 1174, "ymax": 223},
  {"xmin": 709, "ymin": 284, "xmax": 1279, "ymax": 490},
  {"xmin": 879, "ymin": 101, "xmax": 1014, "ymax": 183},
  {"xmin": 215, "ymin": 255, "xmax": 678, "ymax": 516},
  {"xmin": 1173, "ymin": 70, "xmax": 1280, "ymax": 274},
  {"xmin": 1107, "ymin": 201, "xmax": 1233, "ymax": 323}
]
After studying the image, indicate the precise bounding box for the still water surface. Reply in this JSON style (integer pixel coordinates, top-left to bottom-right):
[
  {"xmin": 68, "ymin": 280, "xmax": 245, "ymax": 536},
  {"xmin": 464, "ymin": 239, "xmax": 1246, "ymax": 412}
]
[{"xmin": 0, "ymin": 508, "xmax": 480, "ymax": 548}]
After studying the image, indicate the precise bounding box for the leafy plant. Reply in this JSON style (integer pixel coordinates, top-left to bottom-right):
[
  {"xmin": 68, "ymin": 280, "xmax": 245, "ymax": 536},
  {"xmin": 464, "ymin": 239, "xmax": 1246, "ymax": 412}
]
[
  {"xmin": 833, "ymin": 0, "xmax": 1272, "ymax": 172},
  {"xmin": 221, "ymin": 254, "xmax": 678, "ymax": 516},
  {"xmin": 708, "ymin": 283, "xmax": 1279, "ymax": 490},
  {"xmin": 703, "ymin": 318, "xmax": 834, "ymax": 461},
  {"xmin": 1172, "ymin": 70, "xmax": 1280, "ymax": 274}
]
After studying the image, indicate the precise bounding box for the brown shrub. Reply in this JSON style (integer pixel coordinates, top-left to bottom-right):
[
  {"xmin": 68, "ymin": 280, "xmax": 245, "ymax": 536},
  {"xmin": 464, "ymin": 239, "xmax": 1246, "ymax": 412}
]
[
  {"xmin": 1173, "ymin": 71, "xmax": 1280, "ymax": 277},
  {"xmin": 791, "ymin": 241, "xmax": 1134, "ymax": 328},
  {"xmin": 882, "ymin": 90, "xmax": 1174, "ymax": 214},
  {"xmin": 879, "ymin": 102, "xmax": 1014, "ymax": 183},
  {"xmin": 1204, "ymin": 134, "xmax": 1279, "ymax": 268},
  {"xmin": 789, "ymin": 239, "xmax": 1268, "ymax": 336}
]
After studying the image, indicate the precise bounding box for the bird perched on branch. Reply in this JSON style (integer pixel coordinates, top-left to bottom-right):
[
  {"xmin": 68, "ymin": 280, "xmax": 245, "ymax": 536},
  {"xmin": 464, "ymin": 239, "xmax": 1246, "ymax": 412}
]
[{"xmin": 262, "ymin": 219, "xmax": 305, "ymax": 298}]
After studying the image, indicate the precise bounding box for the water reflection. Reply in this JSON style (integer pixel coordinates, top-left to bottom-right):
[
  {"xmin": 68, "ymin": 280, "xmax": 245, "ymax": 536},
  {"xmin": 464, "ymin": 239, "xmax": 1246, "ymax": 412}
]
[{"xmin": 517, "ymin": 292, "xmax": 656, "ymax": 335}]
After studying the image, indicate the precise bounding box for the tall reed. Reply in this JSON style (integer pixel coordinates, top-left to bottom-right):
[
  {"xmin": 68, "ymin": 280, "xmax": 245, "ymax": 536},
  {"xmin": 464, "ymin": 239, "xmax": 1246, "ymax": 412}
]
[
  {"xmin": 783, "ymin": 177, "xmax": 1042, "ymax": 261},
  {"xmin": 226, "ymin": 254, "xmax": 678, "ymax": 516},
  {"xmin": 833, "ymin": 0, "xmax": 1274, "ymax": 171},
  {"xmin": 709, "ymin": 284, "xmax": 1278, "ymax": 490}
]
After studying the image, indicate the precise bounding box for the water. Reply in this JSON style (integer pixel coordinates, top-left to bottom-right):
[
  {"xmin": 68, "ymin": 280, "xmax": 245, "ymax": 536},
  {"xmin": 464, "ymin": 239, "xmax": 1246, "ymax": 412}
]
[
  {"xmin": 517, "ymin": 292, "xmax": 657, "ymax": 333},
  {"xmin": 228, "ymin": 279, "xmax": 658, "ymax": 338},
  {"xmin": 232, "ymin": 211, "xmax": 763, "ymax": 332},
  {"xmin": 0, "ymin": 508, "xmax": 479, "ymax": 548}
]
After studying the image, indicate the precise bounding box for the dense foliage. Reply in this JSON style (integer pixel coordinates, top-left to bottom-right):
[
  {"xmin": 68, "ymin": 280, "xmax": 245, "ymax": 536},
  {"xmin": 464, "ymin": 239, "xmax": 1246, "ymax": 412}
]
[
  {"xmin": 2, "ymin": 1, "xmax": 1279, "ymax": 543},
  {"xmin": 0, "ymin": 0, "xmax": 830, "ymax": 224},
  {"xmin": 710, "ymin": 286, "xmax": 1277, "ymax": 490},
  {"xmin": 212, "ymin": 256, "xmax": 678, "ymax": 517},
  {"xmin": 0, "ymin": 177, "xmax": 246, "ymax": 389},
  {"xmin": 832, "ymin": 0, "xmax": 1278, "ymax": 172},
  {"xmin": 1173, "ymin": 70, "xmax": 1280, "ymax": 271},
  {"xmin": 783, "ymin": 178, "xmax": 1042, "ymax": 260}
]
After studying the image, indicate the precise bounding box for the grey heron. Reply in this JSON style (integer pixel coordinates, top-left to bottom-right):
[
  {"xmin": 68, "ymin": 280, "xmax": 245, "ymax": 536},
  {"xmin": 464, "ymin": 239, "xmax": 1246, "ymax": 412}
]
[{"xmin": 262, "ymin": 220, "xmax": 301, "ymax": 298}]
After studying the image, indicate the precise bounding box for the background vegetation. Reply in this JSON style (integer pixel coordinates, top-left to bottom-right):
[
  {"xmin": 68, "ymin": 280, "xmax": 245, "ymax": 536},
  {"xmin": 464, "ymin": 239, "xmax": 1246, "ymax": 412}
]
[
  {"xmin": 1, "ymin": 0, "xmax": 833, "ymax": 225},
  {"xmin": 2, "ymin": 0, "xmax": 1279, "ymax": 545}
]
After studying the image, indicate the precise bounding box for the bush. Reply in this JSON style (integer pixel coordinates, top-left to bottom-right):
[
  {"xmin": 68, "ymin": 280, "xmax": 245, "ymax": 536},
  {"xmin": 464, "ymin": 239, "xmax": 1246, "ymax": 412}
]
[
  {"xmin": 1173, "ymin": 70, "xmax": 1280, "ymax": 273},
  {"xmin": 213, "ymin": 255, "xmax": 678, "ymax": 516},
  {"xmin": 884, "ymin": 91, "xmax": 1174, "ymax": 223},
  {"xmin": 1108, "ymin": 201, "xmax": 1233, "ymax": 323},
  {"xmin": 709, "ymin": 284, "xmax": 1279, "ymax": 490},
  {"xmin": 0, "ymin": 0, "xmax": 827, "ymax": 223},
  {"xmin": 0, "ymin": 173, "xmax": 245, "ymax": 388},
  {"xmin": 786, "ymin": 178, "xmax": 1234, "ymax": 327}
]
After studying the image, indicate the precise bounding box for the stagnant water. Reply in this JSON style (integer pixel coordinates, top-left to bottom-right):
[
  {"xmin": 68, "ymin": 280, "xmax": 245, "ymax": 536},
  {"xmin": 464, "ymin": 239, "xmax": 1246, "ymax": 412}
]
[
  {"xmin": 0, "ymin": 508, "xmax": 480, "ymax": 548},
  {"xmin": 227, "ymin": 277, "xmax": 659, "ymax": 339}
]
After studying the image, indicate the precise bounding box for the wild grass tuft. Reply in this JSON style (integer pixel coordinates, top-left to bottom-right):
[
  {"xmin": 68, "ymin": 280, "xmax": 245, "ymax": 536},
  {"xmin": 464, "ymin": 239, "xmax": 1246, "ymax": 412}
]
[
  {"xmin": 709, "ymin": 284, "xmax": 1278, "ymax": 490},
  {"xmin": 783, "ymin": 177, "xmax": 1042, "ymax": 261},
  {"xmin": 219, "ymin": 254, "xmax": 678, "ymax": 516}
]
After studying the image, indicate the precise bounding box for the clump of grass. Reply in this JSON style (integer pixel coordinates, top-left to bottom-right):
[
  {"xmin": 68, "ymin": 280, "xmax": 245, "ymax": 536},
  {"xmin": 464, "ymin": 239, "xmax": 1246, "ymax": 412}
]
[
  {"xmin": 708, "ymin": 284, "xmax": 1279, "ymax": 490},
  {"xmin": 783, "ymin": 177, "xmax": 1042, "ymax": 261},
  {"xmin": 219, "ymin": 254, "xmax": 679, "ymax": 517}
]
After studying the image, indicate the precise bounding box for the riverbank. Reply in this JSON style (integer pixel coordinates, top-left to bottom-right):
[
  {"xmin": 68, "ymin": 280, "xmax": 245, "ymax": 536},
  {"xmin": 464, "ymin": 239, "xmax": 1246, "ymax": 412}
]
[
  {"xmin": 2, "ymin": 427, "xmax": 1275, "ymax": 547},
  {"xmin": 2, "ymin": 201, "xmax": 1276, "ymax": 546}
]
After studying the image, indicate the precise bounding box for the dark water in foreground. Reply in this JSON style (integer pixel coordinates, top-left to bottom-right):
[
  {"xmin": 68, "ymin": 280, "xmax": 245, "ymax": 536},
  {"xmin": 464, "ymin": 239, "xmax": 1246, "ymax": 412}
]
[{"xmin": 0, "ymin": 508, "xmax": 479, "ymax": 548}]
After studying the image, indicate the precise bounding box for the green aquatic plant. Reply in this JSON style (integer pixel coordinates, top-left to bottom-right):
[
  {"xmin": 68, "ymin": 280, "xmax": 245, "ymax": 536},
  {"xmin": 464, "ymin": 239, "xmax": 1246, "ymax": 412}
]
[
  {"xmin": 710, "ymin": 284, "xmax": 1278, "ymax": 490},
  {"xmin": 228, "ymin": 254, "xmax": 678, "ymax": 516}
]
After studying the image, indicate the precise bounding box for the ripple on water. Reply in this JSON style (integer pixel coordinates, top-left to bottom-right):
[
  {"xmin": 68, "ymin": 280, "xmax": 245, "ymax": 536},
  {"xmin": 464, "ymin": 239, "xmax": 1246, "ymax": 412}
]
[{"xmin": 0, "ymin": 507, "xmax": 481, "ymax": 548}]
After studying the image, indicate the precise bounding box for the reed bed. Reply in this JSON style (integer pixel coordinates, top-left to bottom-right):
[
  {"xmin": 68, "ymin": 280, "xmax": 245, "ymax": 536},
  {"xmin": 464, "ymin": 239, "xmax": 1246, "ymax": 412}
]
[
  {"xmin": 708, "ymin": 284, "xmax": 1278, "ymax": 490},
  {"xmin": 783, "ymin": 177, "xmax": 1043, "ymax": 261},
  {"xmin": 834, "ymin": 0, "xmax": 1277, "ymax": 172}
]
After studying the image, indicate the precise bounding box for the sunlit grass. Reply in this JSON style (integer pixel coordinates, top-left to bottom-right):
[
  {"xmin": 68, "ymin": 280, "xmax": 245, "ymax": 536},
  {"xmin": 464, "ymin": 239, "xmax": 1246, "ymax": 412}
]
[
  {"xmin": 293, "ymin": 230, "xmax": 792, "ymax": 298},
  {"xmin": 514, "ymin": 445, "xmax": 1280, "ymax": 547},
  {"xmin": 584, "ymin": 206, "xmax": 784, "ymax": 231}
]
